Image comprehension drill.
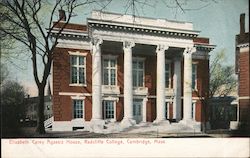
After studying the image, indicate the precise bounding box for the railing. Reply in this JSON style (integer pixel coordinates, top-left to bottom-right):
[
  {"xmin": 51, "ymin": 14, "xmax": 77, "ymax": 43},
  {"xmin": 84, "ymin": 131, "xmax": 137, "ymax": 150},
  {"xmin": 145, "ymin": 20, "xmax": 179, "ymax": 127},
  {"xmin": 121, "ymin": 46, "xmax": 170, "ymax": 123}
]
[{"xmin": 44, "ymin": 116, "xmax": 54, "ymax": 129}]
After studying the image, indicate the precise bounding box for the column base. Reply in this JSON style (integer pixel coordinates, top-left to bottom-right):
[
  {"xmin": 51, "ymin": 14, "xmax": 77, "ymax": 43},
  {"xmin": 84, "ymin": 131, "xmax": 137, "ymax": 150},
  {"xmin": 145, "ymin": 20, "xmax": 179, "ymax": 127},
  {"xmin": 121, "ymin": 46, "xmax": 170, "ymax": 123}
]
[
  {"xmin": 153, "ymin": 119, "xmax": 170, "ymax": 125},
  {"xmin": 179, "ymin": 119, "xmax": 201, "ymax": 132},
  {"xmin": 120, "ymin": 118, "xmax": 136, "ymax": 128},
  {"xmin": 89, "ymin": 119, "xmax": 105, "ymax": 133}
]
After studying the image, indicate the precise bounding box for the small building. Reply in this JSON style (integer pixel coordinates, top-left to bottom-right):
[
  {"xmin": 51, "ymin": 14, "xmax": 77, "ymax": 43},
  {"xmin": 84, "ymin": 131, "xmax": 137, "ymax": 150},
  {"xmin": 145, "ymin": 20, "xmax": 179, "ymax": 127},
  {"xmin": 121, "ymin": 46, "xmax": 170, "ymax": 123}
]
[
  {"xmin": 51, "ymin": 10, "xmax": 214, "ymax": 132},
  {"xmin": 24, "ymin": 95, "xmax": 53, "ymax": 123},
  {"xmin": 235, "ymin": 13, "xmax": 250, "ymax": 131},
  {"xmin": 209, "ymin": 97, "xmax": 238, "ymax": 130}
]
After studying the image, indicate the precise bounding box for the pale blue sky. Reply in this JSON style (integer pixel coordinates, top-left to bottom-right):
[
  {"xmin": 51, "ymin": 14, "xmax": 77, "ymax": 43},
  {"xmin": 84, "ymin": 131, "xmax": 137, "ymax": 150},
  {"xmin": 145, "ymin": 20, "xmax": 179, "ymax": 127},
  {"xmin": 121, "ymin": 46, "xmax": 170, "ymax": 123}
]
[{"xmin": 7, "ymin": 0, "xmax": 249, "ymax": 96}]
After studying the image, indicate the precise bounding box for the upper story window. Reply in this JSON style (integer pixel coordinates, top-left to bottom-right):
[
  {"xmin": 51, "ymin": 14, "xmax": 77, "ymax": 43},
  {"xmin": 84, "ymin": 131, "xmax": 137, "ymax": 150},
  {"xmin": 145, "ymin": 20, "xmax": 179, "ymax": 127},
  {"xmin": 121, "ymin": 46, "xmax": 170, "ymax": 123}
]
[
  {"xmin": 103, "ymin": 58, "xmax": 117, "ymax": 86},
  {"xmin": 133, "ymin": 59, "xmax": 144, "ymax": 87},
  {"xmin": 165, "ymin": 62, "xmax": 171, "ymax": 88},
  {"xmin": 192, "ymin": 64, "xmax": 197, "ymax": 90},
  {"xmin": 70, "ymin": 55, "xmax": 86, "ymax": 85},
  {"xmin": 73, "ymin": 100, "xmax": 83, "ymax": 119}
]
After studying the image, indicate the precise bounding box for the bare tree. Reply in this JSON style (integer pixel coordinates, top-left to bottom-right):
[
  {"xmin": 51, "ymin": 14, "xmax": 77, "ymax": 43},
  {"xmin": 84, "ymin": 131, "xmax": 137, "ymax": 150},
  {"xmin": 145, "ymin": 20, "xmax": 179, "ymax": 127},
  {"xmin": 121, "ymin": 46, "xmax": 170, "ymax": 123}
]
[
  {"xmin": 209, "ymin": 50, "xmax": 237, "ymax": 97},
  {"xmin": 0, "ymin": 0, "xmax": 101, "ymax": 134},
  {"xmin": 194, "ymin": 49, "xmax": 237, "ymax": 132}
]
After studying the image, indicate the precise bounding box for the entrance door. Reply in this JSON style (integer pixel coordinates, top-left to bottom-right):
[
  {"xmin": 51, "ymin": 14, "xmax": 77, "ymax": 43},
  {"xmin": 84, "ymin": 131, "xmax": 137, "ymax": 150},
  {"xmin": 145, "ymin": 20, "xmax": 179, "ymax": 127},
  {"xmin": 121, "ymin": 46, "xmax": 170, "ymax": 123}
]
[{"xmin": 133, "ymin": 100, "xmax": 142, "ymax": 124}]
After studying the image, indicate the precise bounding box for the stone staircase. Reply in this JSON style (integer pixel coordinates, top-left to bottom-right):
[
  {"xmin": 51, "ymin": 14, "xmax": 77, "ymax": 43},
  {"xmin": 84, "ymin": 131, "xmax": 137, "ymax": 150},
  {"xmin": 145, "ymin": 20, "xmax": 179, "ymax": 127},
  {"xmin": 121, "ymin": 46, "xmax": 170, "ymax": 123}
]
[{"xmin": 44, "ymin": 116, "xmax": 54, "ymax": 129}]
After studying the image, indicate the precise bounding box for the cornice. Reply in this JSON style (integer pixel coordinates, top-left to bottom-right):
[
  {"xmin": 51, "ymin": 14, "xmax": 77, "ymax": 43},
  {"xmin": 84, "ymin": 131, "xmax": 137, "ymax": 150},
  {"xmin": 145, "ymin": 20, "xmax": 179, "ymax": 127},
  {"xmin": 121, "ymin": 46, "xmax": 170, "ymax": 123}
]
[{"xmin": 88, "ymin": 19, "xmax": 199, "ymax": 39}]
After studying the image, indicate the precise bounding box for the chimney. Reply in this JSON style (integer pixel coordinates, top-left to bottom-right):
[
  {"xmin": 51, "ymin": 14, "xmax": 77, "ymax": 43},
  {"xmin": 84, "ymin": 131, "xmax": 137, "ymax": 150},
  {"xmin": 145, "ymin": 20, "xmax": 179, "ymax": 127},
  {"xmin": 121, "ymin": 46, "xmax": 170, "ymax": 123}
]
[
  {"xmin": 59, "ymin": 9, "xmax": 66, "ymax": 21},
  {"xmin": 239, "ymin": 13, "xmax": 245, "ymax": 41}
]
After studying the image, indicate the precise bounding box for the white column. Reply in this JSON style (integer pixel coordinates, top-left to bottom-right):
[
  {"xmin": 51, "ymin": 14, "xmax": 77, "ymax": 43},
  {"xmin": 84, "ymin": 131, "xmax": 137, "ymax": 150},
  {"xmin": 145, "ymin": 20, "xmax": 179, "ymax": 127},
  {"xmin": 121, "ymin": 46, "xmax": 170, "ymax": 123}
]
[
  {"xmin": 183, "ymin": 47, "xmax": 196, "ymax": 121},
  {"xmin": 121, "ymin": 41, "xmax": 136, "ymax": 126},
  {"xmin": 173, "ymin": 58, "xmax": 182, "ymax": 121},
  {"xmin": 155, "ymin": 44, "xmax": 169, "ymax": 123},
  {"xmin": 91, "ymin": 38, "xmax": 103, "ymax": 122}
]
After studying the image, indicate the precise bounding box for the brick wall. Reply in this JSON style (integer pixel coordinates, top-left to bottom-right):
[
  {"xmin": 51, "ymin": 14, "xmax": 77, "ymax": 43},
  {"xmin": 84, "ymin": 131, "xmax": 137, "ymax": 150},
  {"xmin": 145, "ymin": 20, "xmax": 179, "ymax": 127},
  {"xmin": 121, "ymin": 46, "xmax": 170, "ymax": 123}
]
[
  {"xmin": 239, "ymin": 51, "xmax": 250, "ymax": 97},
  {"xmin": 53, "ymin": 48, "xmax": 92, "ymax": 121}
]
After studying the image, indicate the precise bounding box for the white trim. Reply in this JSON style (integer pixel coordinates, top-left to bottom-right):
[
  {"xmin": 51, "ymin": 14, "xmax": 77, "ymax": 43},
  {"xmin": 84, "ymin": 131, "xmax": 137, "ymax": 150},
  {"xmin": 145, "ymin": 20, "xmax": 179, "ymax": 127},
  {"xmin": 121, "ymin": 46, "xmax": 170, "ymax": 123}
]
[
  {"xmin": 238, "ymin": 96, "xmax": 250, "ymax": 100},
  {"xmin": 102, "ymin": 55, "xmax": 118, "ymax": 86},
  {"xmin": 68, "ymin": 51, "xmax": 88, "ymax": 56},
  {"xmin": 69, "ymin": 83, "xmax": 87, "ymax": 87},
  {"xmin": 59, "ymin": 92, "xmax": 92, "ymax": 96},
  {"xmin": 103, "ymin": 100, "xmax": 117, "ymax": 122},
  {"xmin": 51, "ymin": 28, "xmax": 88, "ymax": 35},
  {"xmin": 237, "ymin": 43, "xmax": 249, "ymax": 48},
  {"xmin": 72, "ymin": 99, "xmax": 85, "ymax": 120},
  {"xmin": 69, "ymin": 54, "xmax": 87, "ymax": 86},
  {"xmin": 192, "ymin": 101, "xmax": 197, "ymax": 121},
  {"xmin": 239, "ymin": 46, "xmax": 249, "ymax": 53},
  {"xmin": 92, "ymin": 30, "xmax": 194, "ymax": 49},
  {"xmin": 165, "ymin": 102, "xmax": 170, "ymax": 120},
  {"xmin": 57, "ymin": 39, "xmax": 91, "ymax": 50},
  {"xmin": 133, "ymin": 57, "xmax": 145, "ymax": 87},
  {"xmin": 71, "ymin": 96, "xmax": 86, "ymax": 100},
  {"xmin": 90, "ymin": 10, "xmax": 196, "ymax": 31},
  {"xmin": 102, "ymin": 96, "xmax": 119, "ymax": 102}
]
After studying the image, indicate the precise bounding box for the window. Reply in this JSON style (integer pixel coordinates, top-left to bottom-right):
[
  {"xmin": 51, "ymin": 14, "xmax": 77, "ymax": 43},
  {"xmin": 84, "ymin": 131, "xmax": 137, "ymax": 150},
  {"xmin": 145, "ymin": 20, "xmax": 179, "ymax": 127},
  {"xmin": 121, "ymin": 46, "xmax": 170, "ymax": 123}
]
[
  {"xmin": 165, "ymin": 62, "xmax": 171, "ymax": 88},
  {"xmin": 103, "ymin": 101, "xmax": 115, "ymax": 119},
  {"xmin": 133, "ymin": 101, "xmax": 142, "ymax": 116},
  {"xmin": 192, "ymin": 64, "xmax": 197, "ymax": 90},
  {"xmin": 191, "ymin": 102, "xmax": 196, "ymax": 120},
  {"xmin": 103, "ymin": 58, "xmax": 117, "ymax": 86},
  {"xmin": 73, "ymin": 100, "xmax": 83, "ymax": 119},
  {"xmin": 133, "ymin": 59, "xmax": 144, "ymax": 87},
  {"xmin": 165, "ymin": 102, "xmax": 169, "ymax": 119},
  {"xmin": 70, "ymin": 55, "xmax": 86, "ymax": 85}
]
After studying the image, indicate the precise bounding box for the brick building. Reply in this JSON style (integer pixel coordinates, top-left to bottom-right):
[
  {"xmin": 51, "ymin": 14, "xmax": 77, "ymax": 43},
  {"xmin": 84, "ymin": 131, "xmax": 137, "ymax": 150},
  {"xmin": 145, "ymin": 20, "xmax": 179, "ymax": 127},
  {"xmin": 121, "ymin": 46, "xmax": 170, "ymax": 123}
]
[
  {"xmin": 235, "ymin": 13, "xmax": 250, "ymax": 130},
  {"xmin": 51, "ymin": 11, "xmax": 214, "ymax": 132}
]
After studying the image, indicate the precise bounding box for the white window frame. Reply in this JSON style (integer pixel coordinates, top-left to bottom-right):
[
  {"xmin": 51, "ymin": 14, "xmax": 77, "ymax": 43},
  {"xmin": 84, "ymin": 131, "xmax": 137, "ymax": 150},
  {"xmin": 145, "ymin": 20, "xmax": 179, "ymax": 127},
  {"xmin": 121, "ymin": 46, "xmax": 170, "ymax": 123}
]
[
  {"xmin": 103, "ymin": 100, "xmax": 116, "ymax": 121},
  {"xmin": 102, "ymin": 55, "xmax": 118, "ymax": 86},
  {"xmin": 165, "ymin": 102, "xmax": 170, "ymax": 120},
  {"xmin": 192, "ymin": 63, "xmax": 198, "ymax": 90},
  {"xmin": 165, "ymin": 60, "xmax": 171, "ymax": 88},
  {"xmin": 69, "ymin": 51, "xmax": 87, "ymax": 87},
  {"xmin": 133, "ymin": 57, "xmax": 145, "ymax": 88},
  {"xmin": 72, "ymin": 99, "xmax": 84, "ymax": 119},
  {"xmin": 192, "ymin": 101, "xmax": 196, "ymax": 120}
]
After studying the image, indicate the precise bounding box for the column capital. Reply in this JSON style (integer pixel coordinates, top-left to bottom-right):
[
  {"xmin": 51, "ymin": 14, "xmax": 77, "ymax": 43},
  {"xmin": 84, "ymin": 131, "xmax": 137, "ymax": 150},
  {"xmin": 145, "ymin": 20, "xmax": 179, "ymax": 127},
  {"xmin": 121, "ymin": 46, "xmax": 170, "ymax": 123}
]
[
  {"xmin": 91, "ymin": 37, "xmax": 103, "ymax": 47},
  {"xmin": 184, "ymin": 47, "xmax": 196, "ymax": 55},
  {"xmin": 156, "ymin": 44, "xmax": 169, "ymax": 53},
  {"xmin": 123, "ymin": 41, "xmax": 135, "ymax": 50}
]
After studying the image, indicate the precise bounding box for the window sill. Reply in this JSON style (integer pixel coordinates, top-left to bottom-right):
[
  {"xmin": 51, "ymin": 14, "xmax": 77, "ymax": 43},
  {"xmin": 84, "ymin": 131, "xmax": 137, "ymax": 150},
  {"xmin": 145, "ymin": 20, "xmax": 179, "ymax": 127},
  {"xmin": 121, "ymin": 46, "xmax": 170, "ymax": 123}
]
[
  {"xmin": 165, "ymin": 88, "xmax": 174, "ymax": 96},
  {"xmin": 133, "ymin": 87, "xmax": 148, "ymax": 95},
  {"xmin": 102, "ymin": 85, "xmax": 120, "ymax": 94},
  {"xmin": 69, "ymin": 84, "xmax": 87, "ymax": 87}
]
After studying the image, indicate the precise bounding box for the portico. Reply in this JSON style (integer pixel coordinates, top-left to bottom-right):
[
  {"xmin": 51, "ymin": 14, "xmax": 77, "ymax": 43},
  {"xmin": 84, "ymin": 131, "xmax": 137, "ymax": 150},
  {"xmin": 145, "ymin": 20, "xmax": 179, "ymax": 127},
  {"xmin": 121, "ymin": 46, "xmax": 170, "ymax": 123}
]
[{"xmin": 89, "ymin": 10, "xmax": 200, "ymax": 129}]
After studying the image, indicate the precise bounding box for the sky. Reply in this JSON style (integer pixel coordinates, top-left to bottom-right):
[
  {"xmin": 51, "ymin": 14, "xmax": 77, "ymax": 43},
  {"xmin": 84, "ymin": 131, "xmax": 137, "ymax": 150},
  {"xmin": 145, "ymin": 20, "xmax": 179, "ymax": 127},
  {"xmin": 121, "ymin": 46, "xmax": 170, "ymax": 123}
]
[{"xmin": 5, "ymin": 0, "xmax": 249, "ymax": 96}]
